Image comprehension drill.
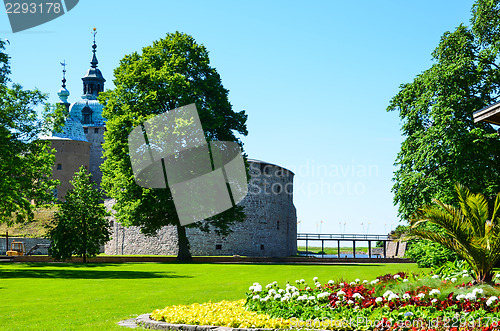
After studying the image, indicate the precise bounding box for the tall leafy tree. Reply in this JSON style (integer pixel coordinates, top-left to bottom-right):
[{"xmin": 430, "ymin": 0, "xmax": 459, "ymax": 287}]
[
  {"xmin": 47, "ymin": 167, "xmax": 110, "ymax": 263},
  {"xmin": 388, "ymin": 0, "xmax": 500, "ymax": 221},
  {"xmin": 0, "ymin": 39, "xmax": 59, "ymax": 225},
  {"xmin": 100, "ymin": 32, "xmax": 248, "ymax": 261}
]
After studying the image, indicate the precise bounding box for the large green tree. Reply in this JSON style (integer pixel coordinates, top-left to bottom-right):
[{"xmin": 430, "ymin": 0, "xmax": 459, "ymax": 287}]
[
  {"xmin": 0, "ymin": 39, "xmax": 58, "ymax": 225},
  {"xmin": 100, "ymin": 32, "xmax": 248, "ymax": 261},
  {"xmin": 47, "ymin": 167, "xmax": 110, "ymax": 263},
  {"xmin": 388, "ymin": 0, "xmax": 500, "ymax": 221}
]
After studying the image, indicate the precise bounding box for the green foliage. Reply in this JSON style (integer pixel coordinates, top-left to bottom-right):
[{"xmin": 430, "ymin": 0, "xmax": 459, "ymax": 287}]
[
  {"xmin": 405, "ymin": 237, "xmax": 459, "ymax": 268},
  {"xmin": 99, "ymin": 32, "xmax": 248, "ymax": 260},
  {"xmin": 47, "ymin": 167, "xmax": 110, "ymax": 263},
  {"xmin": 432, "ymin": 259, "xmax": 473, "ymax": 279},
  {"xmin": 0, "ymin": 40, "xmax": 59, "ymax": 225},
  {"xmin": 409, "ymin": 183, "xmax": 500, "ymax": 282},
  {"xmin": 387, "ymin": 0, "xmax": 500, "ymax": 221}
]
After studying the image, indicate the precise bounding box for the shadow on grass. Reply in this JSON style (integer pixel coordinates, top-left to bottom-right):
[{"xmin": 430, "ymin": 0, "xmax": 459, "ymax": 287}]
[{"xmin": 0, "ymin": 268, "xmax": 191, "ymax": 279}]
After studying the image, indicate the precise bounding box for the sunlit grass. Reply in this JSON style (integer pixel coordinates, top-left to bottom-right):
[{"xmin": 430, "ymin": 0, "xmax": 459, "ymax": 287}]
[{"xmin": 0, "ymin": 262, "xmax": 422, "ymax": 330}]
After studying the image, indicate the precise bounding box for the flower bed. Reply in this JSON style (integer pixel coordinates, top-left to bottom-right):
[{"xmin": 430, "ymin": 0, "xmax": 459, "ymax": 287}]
[{"xmin": 151, "ymin": 270, "xmax": 500, "ymax": 330}]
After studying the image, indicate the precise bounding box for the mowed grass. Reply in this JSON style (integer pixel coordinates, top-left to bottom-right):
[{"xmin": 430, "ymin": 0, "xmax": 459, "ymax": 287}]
[{"xmin": 0, "ymin": 262, "xmax": 424, "ymax": 330}]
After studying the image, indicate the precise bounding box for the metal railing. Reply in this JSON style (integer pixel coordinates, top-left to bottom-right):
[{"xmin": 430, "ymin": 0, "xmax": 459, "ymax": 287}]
[{"xmin": 297, "ymin": 233, "xmax": 390, "ymax": 241}]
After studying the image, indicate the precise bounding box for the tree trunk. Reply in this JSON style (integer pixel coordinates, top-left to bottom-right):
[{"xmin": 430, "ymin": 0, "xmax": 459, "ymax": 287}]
[
  {"xmin": 83, "ymin": 253, "xmax": 86, "ymax": 264},
  {"xmin": 176, "ymin": 224, "xmax": 192, "ymax": 262}
]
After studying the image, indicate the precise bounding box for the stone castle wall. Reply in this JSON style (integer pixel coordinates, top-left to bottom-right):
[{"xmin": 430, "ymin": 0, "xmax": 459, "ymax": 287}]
[
  {"xmin": 84, "ymin": 125, "xmax": 105, "ymax": 187},
  {"xmin": 105, "ymin": 159, "xmax": 297, "ymax": 257}
]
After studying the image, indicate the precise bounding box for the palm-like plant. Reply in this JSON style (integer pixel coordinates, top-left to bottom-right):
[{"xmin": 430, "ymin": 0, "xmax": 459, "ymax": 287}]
[{"xmin": 409, "ymin": 183, "xmax": 500, "ymax": 283}]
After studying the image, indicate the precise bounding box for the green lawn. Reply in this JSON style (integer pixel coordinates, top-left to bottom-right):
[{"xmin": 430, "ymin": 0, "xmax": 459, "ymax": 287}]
[{"xmin": 0, "ymin": 262, "xmax": 424, "ymax": 330}]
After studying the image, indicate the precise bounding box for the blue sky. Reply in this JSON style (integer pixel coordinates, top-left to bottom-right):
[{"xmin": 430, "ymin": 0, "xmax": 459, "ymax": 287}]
[{"xmin": 0, "ymin": 0, "xmax": 477, "ymax": 235}]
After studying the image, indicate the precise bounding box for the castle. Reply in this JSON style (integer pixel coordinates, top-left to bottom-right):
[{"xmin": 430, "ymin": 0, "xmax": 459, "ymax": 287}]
[{"xmin": 44, "ymin": 33, "xmax": 298, "ymax": 257}]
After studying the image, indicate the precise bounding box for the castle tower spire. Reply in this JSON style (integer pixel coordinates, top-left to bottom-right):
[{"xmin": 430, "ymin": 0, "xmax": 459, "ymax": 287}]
[
  {"xmin": 82, "ymin": 27, "xmax": 105, "ymax": 100},
  {"xmin": 57, "ymin": 60, "xmax": 70, "ymax": 110}
]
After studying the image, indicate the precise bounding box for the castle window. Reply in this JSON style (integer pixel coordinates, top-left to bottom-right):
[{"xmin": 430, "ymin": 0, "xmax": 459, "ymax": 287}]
[
  {"xmin": 215, "ymin": 244, "xmax": 222, "ymax": 250},
  {"xmin": 82, "ymin": 105, "xmax": 93, "ymax": 125},
  {"xmin": 260, "ymin": 244, "xmax": 265, "ymax": 250},
  {"xmin": 94, "ymin": 128, "xmax": 99, "ymax": 133},
  {"xmin": 84, "ymin": 128, "xmax": 88, "ymax": 134},
  {"xmin": 57, "ymin": 163, "xmax": 62, "ymax": 170},
  {"xmin": 52, "ymin": 188, "xmax": 58, "ymax": 199},
  {"xmin": 277, "ymin": 221, "xmax": 280, "ymax": 230}
]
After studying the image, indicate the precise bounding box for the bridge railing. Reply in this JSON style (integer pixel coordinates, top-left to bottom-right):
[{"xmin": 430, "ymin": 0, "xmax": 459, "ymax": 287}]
[{"xmin": 297, "ymin": 233, "xmax": 390, "ymax": 241}]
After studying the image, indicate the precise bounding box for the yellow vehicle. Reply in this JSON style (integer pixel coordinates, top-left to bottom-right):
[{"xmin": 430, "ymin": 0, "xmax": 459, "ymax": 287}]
[{"xmin": 6, "ymin": 241, "xmax": 25, "ymax": 256}]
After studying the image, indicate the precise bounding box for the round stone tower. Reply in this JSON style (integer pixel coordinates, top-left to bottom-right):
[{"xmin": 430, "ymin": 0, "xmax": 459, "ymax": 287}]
[{"xmin": 105, "ymin": 159, "xmax": 297, "ymax": 257}]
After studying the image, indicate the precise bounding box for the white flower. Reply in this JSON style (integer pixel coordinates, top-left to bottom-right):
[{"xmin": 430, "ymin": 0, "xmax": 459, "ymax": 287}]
[
  {"xmin": 266, "ymin": 283, "xmax": 273, "ymax": 289},
  {"xmin": 249, "ymin": 284, "xmax": 262, "ymax": 292},
  {"xmin": 313, "ymin": 277, "xmax": 319, "ymax": 282},
  {"xmin": 403, "ymin": 279, "xmax": 409, "ymax": 283},
  {"xmin": 273, "ymin": 281, "xmax": 278, "ymax": 285},
  {"xmin": 328, "ymin": 280, "xmax": 335, "ymax": 285},
  {"xmin": 281, "ymin": 296, "xmax": 289, "ymax": 302},
  {"xmin": 308, "ymin": 295, "xmax": 316, "ymax": 301},
  {"xmin": 388, "ymin": 293, "xmax": 399, "ymax": 301},
  {"xmin": 349, "ymin": 281, "xmax": 356, "ymax": 286},
  {"xmin": 463, "ymin": 270, "xmax": 468, "ymax": 274},
  {"xmin": 404, "ymin": 312, "xmax": 414, "ymax": 317},
  {"xmin": 300, "ymin": 279, "xmax": 305, "ymax": 284},
  {"xmin": 431, "ymin": 275, "xmax": 440, "ymax": 279},
  {"xmin": 444, "ymin": 277, "xmax": 450, "ymax": 281},
  {"xmin": 403, "ymin": 293, "xmax": 411, "ymax": 300},
  {"xmin": 315, "ymin": 282, "xmax": 321, "ymax": 288},
  {"xmin": 495, "ymin": 274, "xmax": 500, "ymax": 279},
  {"xmin": 429, "ymin": 289, "xmax": 441, "ymax": 296},
  {"xmin": 352, "ymin": 293, "xmax": 364, "ymax": 300},
  {"xmin": 335, "ymin": 300, "xmax": 341, "ymax": 306},
  {"xmin": 274, "ymin": 294, "xmax": 281, "ymax": 300},
  {"xmin": 268, "ymin": 289, "xmax": 277, "ymax": 295},
  {"xmin": 472, "ymin": 288, "xmax": 484, "ymax": 296},
  {"xmin": 465, "ymin": 292, "xmax": 476, "ymax": 301},
  {"xmin": 355, "ymin": 278, "xmax": 360, "ymax": 283},
  {"xmin": 297, "ymin": 295, "xmax": 308, "ymax": 301},
  {"xmin": 337, "ymin": 290, "xmax": 346, "ymax": 297},
  {"xmin": 292, "ymin": 291, "xmax": 299, "ymax": 297},
  {"xmin": 278, "ymin": 289, "xmax": 285, "ymax": 294},
  {"xmin": 362, "ymin": 280, "xmax": 368, "ymax": 284},
  {"xmin": 417, "ymin": 293, "xmax": 425, "ymax": 299},
  {"xmin": 260, "ymin": 295, "xmax": 270, "ymax": 302},
  {"xmin": 347, "ymin": 299, "xmax": 354, "ymax": 305},
  {"xmin": 462, "ymin": 273, "xmax": 469, "ymax": 278},
  {"xmin": 393, "ymin": 275, "xmax": 401, "ymax": 279},
  {"xmin": 451, "ymin": 278, "xmax": 457, "ymax": 283},
  {"xmin": 305, "ymin": 287, "xmax": 311, "ymax": 291},
  {"xmin": 252, "ymin": 295, "xmax": 260, "ymax": 300},
  {"xmin": 431, "ymin": 298, "xmax": 438, "ymax": 303},
  {"xmin": 383, "ymin": 290, "xmax": 394, "ymax": 298},
  {"xmin": 487, "ymin": 296, "xmax": 498, "ymax": 306},
  {"xmin": 339, "ymin": 282, "xmax": 345, "ymax": 287},
  {"xmin": 317, "ymin": 292, "xmax": 330, "ymax": 299},
  {"xmin": 375, "ymin": 297, "xmax": 383, "ymax": 303},
  {"xmin": 295, "ymin": 279, "xmax": 300, "ymax": 284},
  {"xmin": 456, "ymin": 294, "xmax": 465, "ymax": 301},
  {"xmin": 370, "ymin": 279, "xmax": 379, "ymax": 285}
]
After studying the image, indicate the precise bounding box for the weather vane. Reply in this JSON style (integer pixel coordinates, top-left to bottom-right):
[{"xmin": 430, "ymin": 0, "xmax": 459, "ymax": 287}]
[
  {"xmin": 92, "ymin": 27, "xmax": 97, "ymax": 44},
  {"xmin": 60, "ymin": 60, "xmax": 67, "ymax": 87}
]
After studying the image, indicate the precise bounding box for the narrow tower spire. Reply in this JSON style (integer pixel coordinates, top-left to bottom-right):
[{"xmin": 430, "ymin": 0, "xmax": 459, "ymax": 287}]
[
  {"xmin": 57, "ymin": 60, "xmax": 70, "ymax": 109},
  {"xmin": 81, "ymin": 27, "xmax": 105, "ymax": 100}
]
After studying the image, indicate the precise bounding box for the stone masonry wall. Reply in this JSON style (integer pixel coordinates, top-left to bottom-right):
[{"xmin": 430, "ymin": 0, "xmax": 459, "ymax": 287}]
[
  {"xmin": 0, "ymin": 237, "xmax": 51, "ymax": 255},
  {"xmin": 104, "ymin": 160, "xmax": 297, "ymax": 257}
]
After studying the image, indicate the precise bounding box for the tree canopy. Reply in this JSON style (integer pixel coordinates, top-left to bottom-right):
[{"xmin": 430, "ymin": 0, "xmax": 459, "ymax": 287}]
[
  {"xmin": 388, "ymin": 0, "xmax": 500, "ymax": 221},
  {"xmin": 100, "ymin": 32, "xmax": 248, "ymax": 260},
  {"xmin": 0, "ymin": 39, "xmax": 59, "ymax": 225},
  {"xmin": 47, "ymin": 166, "xmax": 110, "ymax": 263}
]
